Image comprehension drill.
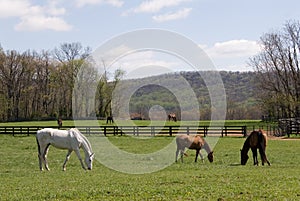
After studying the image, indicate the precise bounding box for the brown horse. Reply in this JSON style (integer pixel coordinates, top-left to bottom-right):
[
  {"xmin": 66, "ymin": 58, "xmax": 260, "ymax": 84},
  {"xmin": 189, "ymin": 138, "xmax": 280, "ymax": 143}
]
[
  {"xmin": 168, "ymin": 113, "xmax": 177, "ymax": 122},
  {"xmin": 241, "ymin": 130, "xmax": 271, "ymax": 166},
  {"xmin": 175, "ymin": 134, "xmax": 213, "ymax": 163}
]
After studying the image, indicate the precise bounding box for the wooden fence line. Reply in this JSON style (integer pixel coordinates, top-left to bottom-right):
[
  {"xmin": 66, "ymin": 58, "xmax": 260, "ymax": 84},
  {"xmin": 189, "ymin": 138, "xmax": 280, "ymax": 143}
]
[{"xmin": 0, "ymin": 125, "xmax": 247, "ymax": 137}]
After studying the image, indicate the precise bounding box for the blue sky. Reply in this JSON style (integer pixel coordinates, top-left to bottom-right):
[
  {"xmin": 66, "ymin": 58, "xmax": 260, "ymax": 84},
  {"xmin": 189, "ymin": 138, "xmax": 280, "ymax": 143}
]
[{"xmin": 1, "ymin": 0, "xmax": 300, "ymax": 75}]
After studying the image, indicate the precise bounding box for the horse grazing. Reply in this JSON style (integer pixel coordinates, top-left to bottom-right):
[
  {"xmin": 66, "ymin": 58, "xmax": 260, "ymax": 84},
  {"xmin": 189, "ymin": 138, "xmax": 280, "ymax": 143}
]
[
  {"xmin": 175, "ymin": 134, "xmax": 213, "ymax": 163},
  {"xmin": 36, "ymin": 128, "xmax": 95, "ymax": 171},
  {"xmin": 241, "ymin": 130, "xmax": 271, "ymax": 166},
  {"xmin": 57, "ymin": 118, "xmax": 62, "ymax": 128},
  {"xmin": 168, "ymin": 113, "xmax": 177, "ymax": 122},
  {"xmin": 106, "ymin": 116, "xmax": 114, "ymax": 124}
]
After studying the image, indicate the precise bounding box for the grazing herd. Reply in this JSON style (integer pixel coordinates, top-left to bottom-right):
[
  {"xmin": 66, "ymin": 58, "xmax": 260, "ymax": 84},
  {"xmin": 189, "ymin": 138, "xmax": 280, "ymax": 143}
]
[
  {"xmin": 36, "ymin": 127, "xmax": 270, "ymax": 171},
  {"xmin": 175, "ymin": 130, "xmax": 270, "ymax": 166}
]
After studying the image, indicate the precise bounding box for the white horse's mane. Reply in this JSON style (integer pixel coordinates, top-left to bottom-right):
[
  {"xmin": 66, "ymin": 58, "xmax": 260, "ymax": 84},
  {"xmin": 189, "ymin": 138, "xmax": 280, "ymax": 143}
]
[{"xmin": 70, "ymin": 128, "xmax": 93, "ymax": 153}]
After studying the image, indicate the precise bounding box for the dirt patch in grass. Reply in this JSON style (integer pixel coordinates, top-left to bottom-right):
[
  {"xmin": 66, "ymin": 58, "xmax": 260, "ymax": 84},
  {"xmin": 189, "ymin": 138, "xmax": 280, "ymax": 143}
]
[{"xmin": 267, "ymin": 135, "xmax": 300, "ymax": 140}]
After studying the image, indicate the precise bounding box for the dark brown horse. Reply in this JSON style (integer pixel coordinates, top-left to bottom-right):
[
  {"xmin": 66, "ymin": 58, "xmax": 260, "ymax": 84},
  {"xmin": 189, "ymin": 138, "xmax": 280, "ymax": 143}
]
[
  {"xmin": 241, "ymin": 130, "xmax": 271, "ymax": 166},
  {"xmin": 106, "ymin": 116, "xmax": 114, "ymax": 124},
  {"xmin": 175, "ymin": 134, "xmax": 213, "ymax": 163},
  {"xmin": 168, "ymin": 113, "xmax": 177, "ymax": 122},
  {"xmin": 57, "ymin": 118, "xmax": 62, "ymax": 128}
]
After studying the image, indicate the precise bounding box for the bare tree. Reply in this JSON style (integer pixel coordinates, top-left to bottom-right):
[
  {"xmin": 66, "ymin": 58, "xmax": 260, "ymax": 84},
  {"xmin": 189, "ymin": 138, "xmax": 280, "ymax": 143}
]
[
  {"xmin": 250, "ymin": 20, "xmax": 300, "ymax": 118},
  {"xmin": 95, "ymin": 59, "xmax": 125, "ymax": 118},
  {"xmin": 53, "ymin": 42, "xmax": 91, "ymax": 118}
]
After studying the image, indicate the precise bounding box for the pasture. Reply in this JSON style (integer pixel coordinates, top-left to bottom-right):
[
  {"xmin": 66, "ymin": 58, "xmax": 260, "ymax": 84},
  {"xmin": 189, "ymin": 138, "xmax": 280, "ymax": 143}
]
[
  {"xmin": 1, "ymin": 130, "xmax": 300, "ymax": 200},
  {"xmin": 0, "ymin": 119, "xmax": 269, "ymax": 128}
]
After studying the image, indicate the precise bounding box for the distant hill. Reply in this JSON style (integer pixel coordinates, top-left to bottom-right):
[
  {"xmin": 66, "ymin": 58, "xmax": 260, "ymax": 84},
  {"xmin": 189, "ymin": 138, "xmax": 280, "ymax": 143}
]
[{"xmin": 115, "ymin": 71, "xmax": 262, "ymax": 120}]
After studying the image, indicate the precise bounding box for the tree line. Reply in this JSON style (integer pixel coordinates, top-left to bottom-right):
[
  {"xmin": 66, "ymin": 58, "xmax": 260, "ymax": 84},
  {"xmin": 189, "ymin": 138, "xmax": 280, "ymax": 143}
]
[
  {"xmin": 250, "ymin": 20, "xmax": 300, "ymax": 119},
  {"xmin": 0, "ymin": 42, "xmax": 122, "ymax": 122}
]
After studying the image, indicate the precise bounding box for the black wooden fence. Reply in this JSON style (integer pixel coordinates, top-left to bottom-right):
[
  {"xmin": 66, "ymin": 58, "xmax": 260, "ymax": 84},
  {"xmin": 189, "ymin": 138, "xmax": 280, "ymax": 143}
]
[{"xmin": 0, "ymin": 125, "xmax": 247, "ymax": 137}]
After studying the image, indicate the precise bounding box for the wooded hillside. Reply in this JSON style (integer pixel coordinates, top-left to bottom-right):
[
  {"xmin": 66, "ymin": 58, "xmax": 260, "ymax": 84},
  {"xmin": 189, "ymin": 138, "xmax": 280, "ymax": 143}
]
[{"xmin": 124, "ymin": 71, "xmax": 262, "ymax": 120}]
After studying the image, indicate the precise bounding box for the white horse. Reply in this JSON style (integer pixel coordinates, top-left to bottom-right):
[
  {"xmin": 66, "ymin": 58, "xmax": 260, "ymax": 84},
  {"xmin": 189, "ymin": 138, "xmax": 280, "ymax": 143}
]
[{"xmin": 36, "ymin": 128, "xmax": 95, "ymax": 171}]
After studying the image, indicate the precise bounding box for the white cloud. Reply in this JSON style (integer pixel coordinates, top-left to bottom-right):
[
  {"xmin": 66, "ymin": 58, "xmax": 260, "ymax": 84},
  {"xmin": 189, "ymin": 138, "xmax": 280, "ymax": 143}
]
[
  {"xmin": 152, "ymin": 8, "xmax": 192, "ymax": 22},
  {"xmin": 112, "ymin": 50, "xmax": 195, "ymax": 79},
  {"xmin": 0, "ymin": 0, "xmax": 72, "ymax": 31},
  {"xmin": 0, "ymin": 0, "xmax": 30, "ymax": 18},
  {"xmin": 133, "ymin": 0, "xmax": 191, "ymax": 13},
  {"xmin": 47, "ymin": 1, "xmax": 67, "ymax": 16},
  {"xmin": 201, "ymin": 40, "xmax": 261, "ymax": 71},
  {"xmin": 205, "ymin": 40, "xmax": 261, "ymax": 58},
  {"xmin": 15, "ymin": 15, "xmax": 72, "ymax": 32},
  {"xmin": 76, "ymin": 0, "xmax": 124, "ymax": 7}
]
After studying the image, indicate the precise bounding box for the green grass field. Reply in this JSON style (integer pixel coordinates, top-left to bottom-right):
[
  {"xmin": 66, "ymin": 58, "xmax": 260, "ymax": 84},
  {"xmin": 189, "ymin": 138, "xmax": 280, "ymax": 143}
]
[
  {"xmin": 1, "ymin": 126, "xmax": 300, "ymax": 200},
  {"xmin": 0, "ymin": 119, "xmax": 271, "ymax": 128}
]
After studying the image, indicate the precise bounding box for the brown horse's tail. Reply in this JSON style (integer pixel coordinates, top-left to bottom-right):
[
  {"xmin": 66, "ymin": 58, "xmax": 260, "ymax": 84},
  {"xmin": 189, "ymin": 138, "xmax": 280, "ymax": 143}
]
[{"xmin": 257, "ymin": 131, "xmax": 269, "ymax": 165}]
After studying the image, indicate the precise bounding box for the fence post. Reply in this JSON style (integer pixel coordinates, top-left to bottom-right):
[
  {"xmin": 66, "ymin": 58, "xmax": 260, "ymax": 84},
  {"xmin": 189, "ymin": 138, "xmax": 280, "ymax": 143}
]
[
  {"xmin": 120, "ymin": 126, "xmax": 123, "ymax": 136},
  {"xmin": 224, "ymin": 126, "xmax": 228, "ymax": 137},
  {"xmin": 169, "ymin": 126, "xmax": 172, "ymax": 136},
  {"xmin": 243, "ymin": 126, "xmax": 247, "ymax": 137},
  {"xmin": 151, "ymin": 126, "xmax": 155, "ymax": 136}
]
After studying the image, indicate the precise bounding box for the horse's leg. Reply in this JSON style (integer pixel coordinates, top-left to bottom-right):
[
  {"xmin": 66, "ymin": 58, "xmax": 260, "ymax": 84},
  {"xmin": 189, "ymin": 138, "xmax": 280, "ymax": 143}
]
[
  {"xmin": 175, "ymin": 148, "xmax": 179, "ymax": 162},
  {"xmin": 258, "ymin": 145, "xmax": 265, "ymax": 166},
  {"xmin": 74, "ymin": 149, "xmax": 87, "ymax": 170},
  {"xmin": 43, "ymin": 144, "xmax": 51, "ymax": 171},
  {"xmin": 62, "ymin": 150, "xmax": 72, "ymax": 171},
  {"xmin": 37, "ymin": 141, "xmax": 44, "ymax": 171},
  {"xmin": 251, "ymin": 147, "xmax": 258, "ymax": 165},
  {"xmin": 39, "ymin": 147, "xmax": 47, "ymax": 171},
  {"xmin": 175, "ymin": 148, "xmax": 183, "ymax": 163},
  {"xmin": 38, "ymin": 153, "xmax": 43, "ymax": 171},
  {"xmin": 198, "ymin": 150, "xmax": 204, "ymax": 163},
  {"xmin": 180, "ymin": 149, "xmax": 184, "ymax": 163},
  {"xmin": 195, "ymin": 149, "xmax": 200, "ymax": 162}
]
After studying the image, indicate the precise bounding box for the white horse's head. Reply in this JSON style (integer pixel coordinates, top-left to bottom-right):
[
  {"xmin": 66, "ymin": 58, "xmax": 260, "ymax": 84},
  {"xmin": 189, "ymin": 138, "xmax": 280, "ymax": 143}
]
[{"xmin": 85, "ymin": 153, "xmax": 95, "ymax": 170}]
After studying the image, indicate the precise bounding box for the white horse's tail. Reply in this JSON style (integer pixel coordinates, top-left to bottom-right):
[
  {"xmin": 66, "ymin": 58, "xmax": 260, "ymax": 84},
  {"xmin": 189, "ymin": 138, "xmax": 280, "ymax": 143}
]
[{"xmin": 36, "ymin": 130, "xmax": 41, "ymax": 155}]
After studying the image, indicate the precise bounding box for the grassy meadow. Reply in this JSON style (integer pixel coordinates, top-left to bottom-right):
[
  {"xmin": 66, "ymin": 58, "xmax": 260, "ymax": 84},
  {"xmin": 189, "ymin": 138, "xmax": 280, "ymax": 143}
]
[
  {"xmin": 0, "ymin": 119, "xmax": 270, "ymax": 128},
  {"xmin": 1, "ymin": 120, "xmax": 300, "ymax": 200}
]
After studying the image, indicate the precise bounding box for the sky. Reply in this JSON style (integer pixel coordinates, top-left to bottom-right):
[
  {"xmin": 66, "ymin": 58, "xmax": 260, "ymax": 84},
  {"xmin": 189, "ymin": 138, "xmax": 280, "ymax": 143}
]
[{"xmin": 1, "ymin": 0, "xmax": 300, "ymax": 77}]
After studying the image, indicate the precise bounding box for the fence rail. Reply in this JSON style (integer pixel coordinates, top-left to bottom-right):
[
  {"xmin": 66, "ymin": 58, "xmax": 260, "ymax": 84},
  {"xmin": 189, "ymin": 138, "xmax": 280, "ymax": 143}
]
[{"xmin": 0, "ymin": 125, "xmax": 247, "ymax": 137}]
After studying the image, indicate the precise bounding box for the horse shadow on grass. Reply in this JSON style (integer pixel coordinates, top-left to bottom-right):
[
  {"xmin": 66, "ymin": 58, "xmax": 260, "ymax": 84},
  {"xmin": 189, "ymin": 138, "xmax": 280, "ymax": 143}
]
[{"xmin": 229, "ymin": 163, "xmax": 241, "ymax": 166}]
